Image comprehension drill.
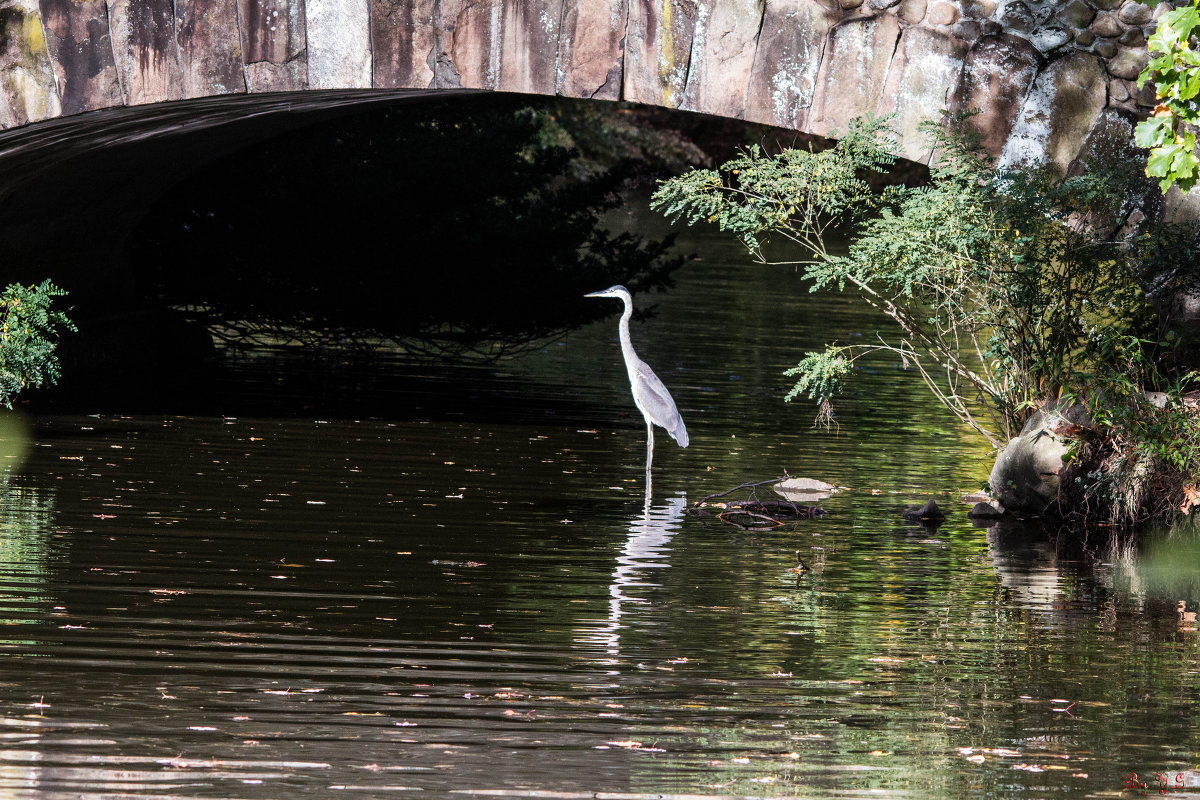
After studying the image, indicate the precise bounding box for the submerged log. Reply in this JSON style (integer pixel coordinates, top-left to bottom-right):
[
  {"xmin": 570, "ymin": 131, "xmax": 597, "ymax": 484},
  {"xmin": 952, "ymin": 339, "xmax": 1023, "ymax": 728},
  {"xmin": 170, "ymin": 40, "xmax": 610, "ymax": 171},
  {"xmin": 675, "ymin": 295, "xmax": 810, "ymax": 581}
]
[
  {"xmin": 728, "ymin": 499, "xmax": 827, "ymax": 519},
  {"xmin": 691, "ymin": 476, "xmax": 829, "ymax": 529}
]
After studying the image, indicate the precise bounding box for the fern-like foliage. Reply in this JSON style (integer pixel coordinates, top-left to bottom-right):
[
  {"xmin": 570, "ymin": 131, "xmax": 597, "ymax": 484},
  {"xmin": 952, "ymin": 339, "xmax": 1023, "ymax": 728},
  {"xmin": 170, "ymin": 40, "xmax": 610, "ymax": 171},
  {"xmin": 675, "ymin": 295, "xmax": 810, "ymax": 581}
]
[
  {"xmin": 0, "ymin": 280, "xmax": 76, "ymax": 408},
  {"xmin": 651, "ymin": 115, "xmax": 897, "ymax": 265}
]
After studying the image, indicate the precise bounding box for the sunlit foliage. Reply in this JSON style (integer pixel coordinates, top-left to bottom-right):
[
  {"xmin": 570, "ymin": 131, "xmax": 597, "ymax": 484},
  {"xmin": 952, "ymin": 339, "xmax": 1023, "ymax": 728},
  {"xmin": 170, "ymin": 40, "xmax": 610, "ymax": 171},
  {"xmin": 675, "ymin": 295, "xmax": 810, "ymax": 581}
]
[
  {"xmin": 0, "ymin": 280, "xmax": 75, "ymax": 408},
  {"xmin": 654, "ymin": 113, "xmax": 1200, "ymax": 522},
  {"xmin": 1136, "ymin": 0, "xmax": 1200, "ymax": 192}
]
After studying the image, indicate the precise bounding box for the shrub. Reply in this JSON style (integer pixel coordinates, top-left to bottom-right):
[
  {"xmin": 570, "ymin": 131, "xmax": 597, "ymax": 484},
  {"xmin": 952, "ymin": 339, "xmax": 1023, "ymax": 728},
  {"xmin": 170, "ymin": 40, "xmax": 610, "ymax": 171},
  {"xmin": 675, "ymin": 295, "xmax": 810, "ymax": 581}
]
[
  {"xmin": 653, "ymin": 113, "xmax": 1200, "ymax": 523},
  {"xmin": 0, "ymin": 280, "xmax": 75, "ymax": 408}
]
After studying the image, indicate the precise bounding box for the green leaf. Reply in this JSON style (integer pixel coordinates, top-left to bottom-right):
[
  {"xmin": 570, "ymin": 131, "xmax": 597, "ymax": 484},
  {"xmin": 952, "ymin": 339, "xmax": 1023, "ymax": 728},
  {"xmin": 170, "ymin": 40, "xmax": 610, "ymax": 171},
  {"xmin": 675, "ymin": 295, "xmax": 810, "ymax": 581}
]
[
  {"xmin": 1135, "ymin": 115, "xmax": 1173, "ymax": 149},
  {"xmin": 1146, "ymin": 142, "xmax": 1181, "ymax": 177}
]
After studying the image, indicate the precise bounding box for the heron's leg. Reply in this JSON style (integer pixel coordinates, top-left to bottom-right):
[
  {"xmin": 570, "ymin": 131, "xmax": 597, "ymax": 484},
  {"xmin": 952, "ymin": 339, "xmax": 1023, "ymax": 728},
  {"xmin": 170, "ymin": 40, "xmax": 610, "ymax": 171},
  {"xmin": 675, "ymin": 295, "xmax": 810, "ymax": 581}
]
[
  {"xmin": 645, "ymin": 420, "xmax": 654, "ymax": 476},
  {"xmin": 644, "ymin": 421, "xmax": 655, "ymax": 504},
  {"xmin": 644, "ymin": 420, "xmax": 655, "ymax": 498}
]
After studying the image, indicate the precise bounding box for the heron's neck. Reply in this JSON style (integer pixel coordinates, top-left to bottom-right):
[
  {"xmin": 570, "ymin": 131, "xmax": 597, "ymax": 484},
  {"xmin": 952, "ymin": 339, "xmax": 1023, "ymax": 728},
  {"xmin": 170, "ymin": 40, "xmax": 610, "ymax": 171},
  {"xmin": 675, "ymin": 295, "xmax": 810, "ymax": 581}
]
[{"xmin": 617, "ymin": 296, "xmax": 638, "ymax": 368}]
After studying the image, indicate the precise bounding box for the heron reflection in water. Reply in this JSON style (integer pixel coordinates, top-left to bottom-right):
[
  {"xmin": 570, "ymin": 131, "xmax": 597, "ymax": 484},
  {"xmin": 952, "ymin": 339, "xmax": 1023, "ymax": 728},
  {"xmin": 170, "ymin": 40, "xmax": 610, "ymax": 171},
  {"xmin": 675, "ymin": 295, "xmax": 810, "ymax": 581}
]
[
  {"xmin": 584, "ymin": 285, "xmax": 688, "ymax": 500},
  {"xmin": 574, "ymin": 494, "xmax": 688, "ymax": 667}
]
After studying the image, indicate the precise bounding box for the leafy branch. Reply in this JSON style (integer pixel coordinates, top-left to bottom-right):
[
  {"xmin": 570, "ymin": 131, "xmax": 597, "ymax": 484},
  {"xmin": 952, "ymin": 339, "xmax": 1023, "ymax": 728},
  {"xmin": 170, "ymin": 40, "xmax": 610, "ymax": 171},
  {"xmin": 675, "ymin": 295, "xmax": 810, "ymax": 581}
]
[
  {"xmin": 0, "ymin": 280, "xmax": 76, "ymax": 408},
  {"xmin": 1136, "ymin": 0, "xmax": 1200, "ymax": 192},
  {"xmin": 654, "ymin": 112, "xmax": 1190, "ymax": 454}
]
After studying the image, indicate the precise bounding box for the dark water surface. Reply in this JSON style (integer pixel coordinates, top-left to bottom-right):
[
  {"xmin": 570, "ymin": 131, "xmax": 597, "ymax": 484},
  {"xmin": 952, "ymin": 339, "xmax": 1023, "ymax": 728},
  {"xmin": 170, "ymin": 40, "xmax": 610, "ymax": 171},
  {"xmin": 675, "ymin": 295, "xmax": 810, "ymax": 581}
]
[{"xmin": 1, "ymin": 218, "xmax": 1199, "ymax": 799}]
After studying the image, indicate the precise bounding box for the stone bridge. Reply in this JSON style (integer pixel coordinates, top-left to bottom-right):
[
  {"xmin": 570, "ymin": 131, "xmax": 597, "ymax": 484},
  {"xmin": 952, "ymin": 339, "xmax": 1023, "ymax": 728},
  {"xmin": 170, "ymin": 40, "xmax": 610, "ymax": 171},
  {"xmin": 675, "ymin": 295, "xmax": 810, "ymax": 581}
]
[{"xmin": 0, "ymin": 0, "xmax": 1166, "ymax": 171}]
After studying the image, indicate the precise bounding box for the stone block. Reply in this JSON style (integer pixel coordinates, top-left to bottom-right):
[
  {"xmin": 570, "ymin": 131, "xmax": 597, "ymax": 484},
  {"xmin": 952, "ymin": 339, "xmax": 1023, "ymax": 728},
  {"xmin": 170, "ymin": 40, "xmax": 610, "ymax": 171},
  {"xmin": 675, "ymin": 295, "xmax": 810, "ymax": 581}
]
[
  {"xmin": 1137, "ymin": 78, "xmax": 1156, "ymax": 106},
  {"xmin": 237, "ymin": 0, "xmax": 306, "ymax": 91},
  {"xmin": 746, "ymin": 0, "xmax": 837, "ymax": 129},
  {"xmin": 927, "ymin": 0, "xmax": 959, "ymax": 24},
  {"xmin": 1067, "ymin": 107, "xmax": 1140, "ymax": 179},
  {"xmin": 243, "ymin": 59, "xmax": 304, "ymax": 91},
  {"xmin": 557, "ymin": 0, "xmax": 625, "ymax": 99},
  {"xmin": 1091, "ymin": 12, "xmax": 1123, "ymax": 37},
  {"xmin": 999, "ymin": 50, "xmax": 1107, "ymax": 173},
  {"xmin": 951, "ymin": 34, "xmax": 1040, "ymax": 157},
  {"xmin": 682, "ymin": 0, "xmax": 762, "ymax": 118},
  {"xmin": 866, "ymin": 0, "xmax": 902, "ymax": 9},
  {"xmin": 306, "ymin": 0, "xmax": 370, "ymax": 88},
  {"xmin": 176, "ymin": 0, "xmax": 244, "ymax": 97},
  {"xmin": 1117, "ymin": 0, "xmax": 1152, "ymax": 24},
  {"xmin": 962, "ymin": 0, "xmax": 996, "ymax": 17},
  {"xmin": 1074, "ymin": 29, "xmax": 1095, "ymax": 46},
  {"xmin": 1000, "ymin": 1, "xmax": 1035, "ymax": 32},
  {"xmin": 0, "ymin": 1, "xmax": 60, "ymax": 126},
  {"xmin": 1109, "ymin": 76, "xmax": 1130, "ymax": 102},
  {"xmin": 452, "ymin": 0, "xmax": 561, "ymax": 94},
  {"xmin": 839, "ymin": 0, "xmax": 864, "ymax": 9},
  {"xmin": 952, "ymin": 19, "xmax": 981, "ymax": 39},
  {"xmin": 1165, "ymin": 184, "xmax": 1200, "ymax": 223},
  {"xmin": 898, "ymin": 0, "xmax": 927, "ymax": 24},
  {"xmin": 808, "ymin": 13, "xmax": 902, "ymax": 139},
  {"xmin": 1093, "ymin": 38, "xmax": 1117, "ymax": 58},
  {"xmin": 371, "ymin": 0, "xmax": 435, "ymax": 88},
  {"xmin": 1106, "ymin": 46, "xmax": 1148, "ymax": 79},
  {"xmin": 1118, "ymin": 26, "xmax": 1144, "ymax": 46},
  {"xmin": 878, "ymin": 25, "xmax": 968, "ymax": 162},
  {"xmin": 1058, "ymin": 0, "xmax": 1095, "ymax": 28},
  {"xmin": 1030, "ymin": 26, "xmax": 1070, "ymax": 51},
  {"xmin": 37, "ymin": 0, "xmax": 123, "ymax": 115},
  {"xmin": 624, "ymin": 0, "xmax": 697, "ymax": 107},
  {"xmin": 108, "ymin": 0, "xmax": 183, "ymax": 104}
]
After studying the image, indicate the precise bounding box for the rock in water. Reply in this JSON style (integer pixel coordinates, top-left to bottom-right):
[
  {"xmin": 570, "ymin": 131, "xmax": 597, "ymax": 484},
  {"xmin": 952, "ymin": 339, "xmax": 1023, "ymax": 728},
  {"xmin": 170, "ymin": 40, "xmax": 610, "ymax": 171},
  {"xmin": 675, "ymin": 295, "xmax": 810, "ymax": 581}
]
[
  {"xmin": 989, "ymin": 410, "xmax": 1074, "ymax": 514},
  {"xmin": 903, "ymin": 499, "xmax": 945, "ymax": 521},
  {"xmin": 968, "ymin": 501, "xmax": 1004, "ymax": 518},
  {"xmin": 775, "ymin": 477, "xmax": 838, "ymax": 501}
]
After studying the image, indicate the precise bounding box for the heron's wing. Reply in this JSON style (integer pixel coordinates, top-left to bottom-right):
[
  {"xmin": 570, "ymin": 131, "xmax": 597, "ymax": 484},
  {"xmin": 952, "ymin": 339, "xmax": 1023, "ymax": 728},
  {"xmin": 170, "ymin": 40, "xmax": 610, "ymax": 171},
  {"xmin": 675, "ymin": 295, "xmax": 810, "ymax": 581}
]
[{"xmin": 632, "ymin": 361, "xmax": 689, "ymax": 447}]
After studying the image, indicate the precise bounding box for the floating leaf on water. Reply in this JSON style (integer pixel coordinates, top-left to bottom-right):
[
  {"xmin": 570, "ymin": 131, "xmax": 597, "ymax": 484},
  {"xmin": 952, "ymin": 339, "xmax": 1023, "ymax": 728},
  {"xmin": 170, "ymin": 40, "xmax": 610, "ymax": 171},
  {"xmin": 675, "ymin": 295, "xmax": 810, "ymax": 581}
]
[{"xmin": 983, "ymin": 748, "xmax": 1021, "ymax": 757}]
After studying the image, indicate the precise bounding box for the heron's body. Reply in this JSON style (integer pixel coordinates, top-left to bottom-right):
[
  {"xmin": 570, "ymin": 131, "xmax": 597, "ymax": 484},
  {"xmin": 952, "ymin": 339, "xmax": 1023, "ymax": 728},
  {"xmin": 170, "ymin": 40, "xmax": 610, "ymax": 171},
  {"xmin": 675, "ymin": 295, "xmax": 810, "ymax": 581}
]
[{"xmin": 585, "ymin": 285, "xmax": 688, "ymax": 487}]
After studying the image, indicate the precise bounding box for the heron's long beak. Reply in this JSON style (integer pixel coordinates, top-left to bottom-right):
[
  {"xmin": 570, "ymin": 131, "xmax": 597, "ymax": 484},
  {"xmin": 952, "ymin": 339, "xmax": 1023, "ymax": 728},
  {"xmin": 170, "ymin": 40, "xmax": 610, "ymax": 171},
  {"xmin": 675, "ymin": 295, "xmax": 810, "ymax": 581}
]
[{"xmin": 584, "ymin": 290, "xmax": 606, "ymax": 298}]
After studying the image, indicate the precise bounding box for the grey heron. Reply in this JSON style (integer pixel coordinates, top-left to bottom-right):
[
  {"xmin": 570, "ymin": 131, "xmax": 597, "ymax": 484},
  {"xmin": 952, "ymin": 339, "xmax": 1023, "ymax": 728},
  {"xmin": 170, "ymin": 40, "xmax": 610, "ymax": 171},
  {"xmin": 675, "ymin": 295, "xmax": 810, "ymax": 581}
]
[{"xmin": 584, "ymin": 285, "xmax": 688, "ymax": 487}]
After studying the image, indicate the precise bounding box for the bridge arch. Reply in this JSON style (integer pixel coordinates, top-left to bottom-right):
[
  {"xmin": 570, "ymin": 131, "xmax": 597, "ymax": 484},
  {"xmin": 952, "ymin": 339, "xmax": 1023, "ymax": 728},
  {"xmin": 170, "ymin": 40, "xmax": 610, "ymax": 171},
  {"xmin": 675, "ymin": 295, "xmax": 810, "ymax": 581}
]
[{"xmin": 0, "ymin": 0, "xmax": 1161, "ymax": 173}]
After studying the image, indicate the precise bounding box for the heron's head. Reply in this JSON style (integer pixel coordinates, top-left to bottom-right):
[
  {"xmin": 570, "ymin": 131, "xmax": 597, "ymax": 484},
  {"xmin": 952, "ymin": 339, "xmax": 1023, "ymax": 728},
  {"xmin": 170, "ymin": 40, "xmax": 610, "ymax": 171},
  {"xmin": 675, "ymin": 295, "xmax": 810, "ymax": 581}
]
[{"xmin": 584, "ymin": 285, "xmax": 630, "ymax": 301}]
